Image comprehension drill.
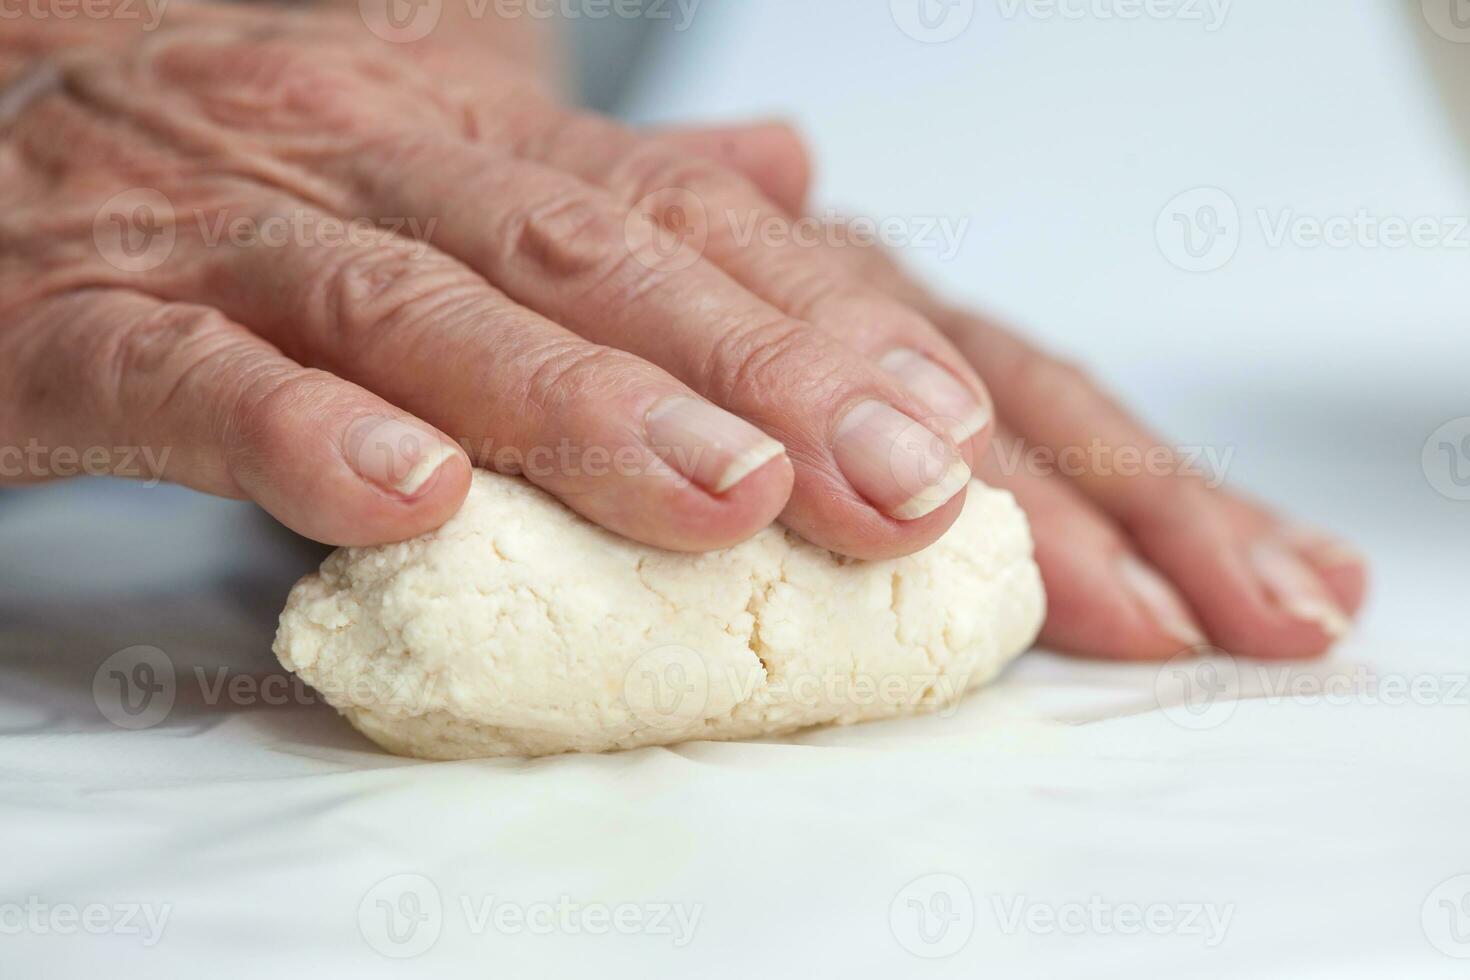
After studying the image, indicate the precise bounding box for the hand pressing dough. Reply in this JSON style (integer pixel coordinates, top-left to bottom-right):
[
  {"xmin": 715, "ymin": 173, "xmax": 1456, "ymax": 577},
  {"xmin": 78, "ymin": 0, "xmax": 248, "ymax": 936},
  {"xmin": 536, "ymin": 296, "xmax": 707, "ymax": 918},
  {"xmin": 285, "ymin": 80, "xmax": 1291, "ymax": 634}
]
[{"xmin": 274, "ymin": 471, "xmax": 1046, "ymax": 759}]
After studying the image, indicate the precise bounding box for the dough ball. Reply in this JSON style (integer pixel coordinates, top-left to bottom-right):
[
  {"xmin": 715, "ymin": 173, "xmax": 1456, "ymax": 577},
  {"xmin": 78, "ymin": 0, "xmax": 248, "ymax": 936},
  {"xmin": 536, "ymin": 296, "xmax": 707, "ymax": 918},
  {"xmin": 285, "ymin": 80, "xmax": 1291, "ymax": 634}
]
[{"xmin": 273, "ymin": 471, "xmax": 1045, "ymax": 759}]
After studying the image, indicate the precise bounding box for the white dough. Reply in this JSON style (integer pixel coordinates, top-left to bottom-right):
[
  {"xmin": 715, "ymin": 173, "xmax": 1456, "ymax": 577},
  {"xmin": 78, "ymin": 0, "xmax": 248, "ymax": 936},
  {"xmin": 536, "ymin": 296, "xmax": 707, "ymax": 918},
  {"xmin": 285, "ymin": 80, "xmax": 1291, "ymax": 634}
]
[{"xmin": 273, "ymin": 471, "xmax": 1046, "ymax": 759}]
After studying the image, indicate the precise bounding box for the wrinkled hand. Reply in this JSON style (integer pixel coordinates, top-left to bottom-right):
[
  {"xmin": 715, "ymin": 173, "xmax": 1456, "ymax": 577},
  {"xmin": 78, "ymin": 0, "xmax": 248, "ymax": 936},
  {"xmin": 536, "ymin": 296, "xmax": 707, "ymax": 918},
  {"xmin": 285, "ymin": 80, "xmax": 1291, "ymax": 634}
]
[
  {"xmin": 664, "ymin": 122, "xmax": 1370, "ymax": 661},
  {"xmin": 0, "ymin": 3, "xmax": 989, "ymax": 559}
]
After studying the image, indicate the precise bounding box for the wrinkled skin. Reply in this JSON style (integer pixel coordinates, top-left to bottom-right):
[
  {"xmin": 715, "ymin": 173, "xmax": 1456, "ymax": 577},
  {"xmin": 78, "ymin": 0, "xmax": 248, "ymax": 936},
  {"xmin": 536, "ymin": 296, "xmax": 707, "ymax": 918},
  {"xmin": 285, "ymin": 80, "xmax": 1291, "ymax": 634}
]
[{"xmin": 0, "ymin": 5, "xmax": 1365, "ymax": 659}]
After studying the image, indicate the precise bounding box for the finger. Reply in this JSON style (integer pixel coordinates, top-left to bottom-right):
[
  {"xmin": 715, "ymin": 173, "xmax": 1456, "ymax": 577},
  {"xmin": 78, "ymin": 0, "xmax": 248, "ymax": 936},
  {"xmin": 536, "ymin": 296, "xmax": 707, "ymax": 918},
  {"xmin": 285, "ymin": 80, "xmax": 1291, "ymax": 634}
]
[
  {"xmin": 144, "ymin": 199, "xmax": 793, "ymax": 553},
  {"xmin": 655, "ymin": 121, "xmax": 1002, "ymax": 461},
  {"xmin": 651, "ymin": 120, "xmax": 814, "ymax": 217},
  {"xmin": 517, "ymin": 110, "xmax": 995, "ymax": 455},
  {"xmin": 1279, "ymin": 523, "xmax": 1371, "ymax": 616},
  {"xmin": 936, "ymin": 310, "xmax": 1361, "ymax": 658},
  {"xmin": 636, "ymin": 150, "xmax": 1363, "ymax": 657},
  {"xmin": 659, "ymin": 120, "xmax": 1001, "ymax": 467},
  {"xmin": 976, "ymin": 429, "xmax": 1207, "ymax": 660},
  {"xmin": 0, "ymin": 288, "xmax": 471, "ymax": 546},
  {"xmin": 327, "ymin": 137, "xmax": 970, "ymax": 559},
  {"xmin": 768, "ymin": 212, "xmax": 1363, "ymax": 658}
]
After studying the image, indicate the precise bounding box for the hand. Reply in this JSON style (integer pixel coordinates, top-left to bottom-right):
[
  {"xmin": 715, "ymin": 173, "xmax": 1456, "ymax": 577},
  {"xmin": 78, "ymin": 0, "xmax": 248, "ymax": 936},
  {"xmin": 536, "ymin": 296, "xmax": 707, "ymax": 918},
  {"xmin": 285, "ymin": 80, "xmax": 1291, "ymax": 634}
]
[
  {"xmin": 662, "ymin": 122, "xmax": 1370, "ymax": 661},
  {"xmin": 0, "ymin": 3, "xmax": 991, "ymax": 558}
]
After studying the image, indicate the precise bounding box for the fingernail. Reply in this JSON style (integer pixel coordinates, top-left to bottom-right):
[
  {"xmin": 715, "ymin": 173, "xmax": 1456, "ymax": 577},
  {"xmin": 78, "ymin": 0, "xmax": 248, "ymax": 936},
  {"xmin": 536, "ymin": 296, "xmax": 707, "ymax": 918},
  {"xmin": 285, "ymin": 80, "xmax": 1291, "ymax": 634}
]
[
  {"xmin": 1281, "ymin": 525, "xmax": 1367, "ymax": 570},
  {"xmin": 645, "ymin": 396, "xmax": 786, "ymax": 494},
  {"xmin": 1250, "ymin": 538, "xmax": 1351, "ymax": 638},
  {"xmin": 1118, "ymin": 554, "xmax": 1208, "ymax": 649},
  {"xmin": 878, "ymin": 348, "xmax": 990, "ymax": 443},
  {"xmin": 833, "ymin": 400, "xmax": 971, "ymax": 521},
  {"xmin": 345, "ymin": 418, "xmax": 458, "ymax": 498}
]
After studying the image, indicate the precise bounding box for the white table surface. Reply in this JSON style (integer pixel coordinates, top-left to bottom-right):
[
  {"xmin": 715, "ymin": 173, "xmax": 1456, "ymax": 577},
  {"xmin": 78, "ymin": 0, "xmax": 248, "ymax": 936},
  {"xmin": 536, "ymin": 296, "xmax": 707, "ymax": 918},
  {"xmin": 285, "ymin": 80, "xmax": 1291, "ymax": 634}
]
[{"xmin": 2, "ymin": 2, "xmax": 1468, "ymax": 976}]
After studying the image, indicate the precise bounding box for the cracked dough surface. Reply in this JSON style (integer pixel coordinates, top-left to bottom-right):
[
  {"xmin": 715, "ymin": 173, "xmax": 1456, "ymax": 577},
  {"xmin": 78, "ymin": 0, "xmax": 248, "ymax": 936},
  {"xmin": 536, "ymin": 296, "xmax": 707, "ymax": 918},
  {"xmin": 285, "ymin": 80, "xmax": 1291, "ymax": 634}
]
[{"xmin": 273, "ymin": 471, "xmax": 1046, "ymax": 759}]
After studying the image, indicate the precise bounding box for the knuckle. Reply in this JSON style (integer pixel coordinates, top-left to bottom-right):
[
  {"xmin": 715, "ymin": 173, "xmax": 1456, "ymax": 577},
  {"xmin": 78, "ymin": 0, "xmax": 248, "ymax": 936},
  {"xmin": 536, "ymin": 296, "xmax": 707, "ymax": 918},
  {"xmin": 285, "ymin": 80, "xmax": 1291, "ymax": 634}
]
[
  {"xmin": 769, "ymin": 267, "xmax": 923, "ymax": 346},
  {"xmin": 103, "ymin": 303, "xmax": 241, "ymax": 417},
  {"xmin": 508, "ymin": 192, "xmax": 686, "ymax": 314},
  {"xmin": 506, "ymin": 192, "xmax": 628, "ymax": 280},
  {"xmin": 1140, "ymin": 470, "xmax": 1215, "ymax": 520},
  {"xmin": 315, "ymin": 246, "xmax": 482, "ymax": 347},
  {"xmin": 223, "ymin": 367, "xmax": 341, "ymax": 465},
  {"xmin": 619, "ymin": 144, "xmax": 751, "ymax": 207},
  {"xmin": 749, "ymin": 264, "xmax": 846, "ymax": 321},
  {"xmin": 517, "ymin": 342, "xmax": 652, "ymax": 417},
  {"xmin": 702, "ymin": 316, "xmax": 841, "ymax": 408},
  {"xmin": 1011, "ymin": 347, "xmax": 1096, "ymax": 415}
]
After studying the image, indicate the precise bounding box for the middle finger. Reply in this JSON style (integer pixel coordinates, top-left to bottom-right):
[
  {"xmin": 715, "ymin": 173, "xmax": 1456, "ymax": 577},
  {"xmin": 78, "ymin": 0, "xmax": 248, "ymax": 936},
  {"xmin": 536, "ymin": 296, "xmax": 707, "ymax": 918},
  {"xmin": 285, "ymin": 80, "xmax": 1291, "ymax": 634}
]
[{"xmin": 329, "ymin": 132, "xmax": 973, "ymax": 559}]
